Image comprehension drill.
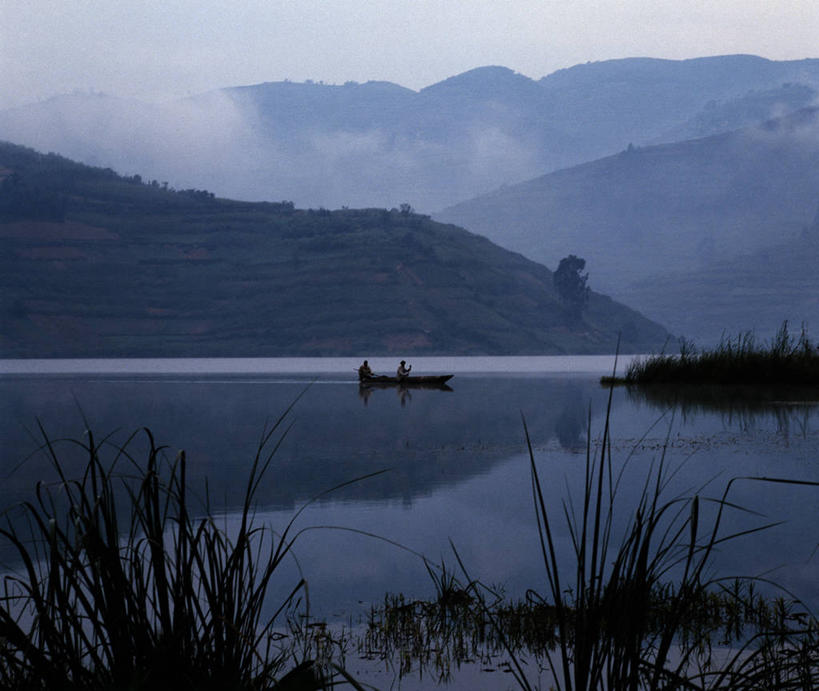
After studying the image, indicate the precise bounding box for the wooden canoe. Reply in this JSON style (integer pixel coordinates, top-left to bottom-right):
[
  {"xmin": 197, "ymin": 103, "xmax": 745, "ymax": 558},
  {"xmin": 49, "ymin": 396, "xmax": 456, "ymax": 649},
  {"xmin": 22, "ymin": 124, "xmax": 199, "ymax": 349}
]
[{"xmin": 359, "ymin": 374, "xmax": 454, "ymax": 387}]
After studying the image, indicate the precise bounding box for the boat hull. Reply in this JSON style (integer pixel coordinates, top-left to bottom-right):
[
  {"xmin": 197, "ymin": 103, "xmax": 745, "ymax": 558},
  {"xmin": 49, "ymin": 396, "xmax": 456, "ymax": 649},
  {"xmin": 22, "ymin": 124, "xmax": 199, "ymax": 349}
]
[{"xmin": 359, "ymin": 374, "xmax": 453, "ymax": 388}]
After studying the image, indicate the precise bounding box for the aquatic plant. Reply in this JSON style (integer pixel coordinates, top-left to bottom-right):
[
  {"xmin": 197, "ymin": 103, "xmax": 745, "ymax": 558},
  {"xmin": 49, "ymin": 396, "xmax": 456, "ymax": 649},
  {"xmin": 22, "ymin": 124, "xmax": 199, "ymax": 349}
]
[
  {"xmin": 0, "ymin": 410, "xmax": 361, "ymax": 690},
  {"xmin": 363, "ymin": 380, "xmax": 819, "ymax": 689},
  {"xmin": 616, "ymin": 320, "xmax": 819, "ymax": 387},
  {"xmin": 512, "ymin": 375, "xmax": 819, "ymax": 689},
  {"xmin": 6, "ymin": 394, "xmax": 815, "ymax": 690}
]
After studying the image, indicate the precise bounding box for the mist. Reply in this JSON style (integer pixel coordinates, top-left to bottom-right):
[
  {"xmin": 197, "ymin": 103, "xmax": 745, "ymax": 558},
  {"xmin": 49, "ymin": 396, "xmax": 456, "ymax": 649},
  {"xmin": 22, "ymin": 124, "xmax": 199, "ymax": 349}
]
[
  {"xmin": 0, "ymin": 92, "xmax": 269, "ymax": 200},
  {"xmin": 3, "ymin": 58, "xmax": 819, "ymax": 215},
  {"xmin": 0, "ymin": 85, "xmax": 546, "ymax": 212}
]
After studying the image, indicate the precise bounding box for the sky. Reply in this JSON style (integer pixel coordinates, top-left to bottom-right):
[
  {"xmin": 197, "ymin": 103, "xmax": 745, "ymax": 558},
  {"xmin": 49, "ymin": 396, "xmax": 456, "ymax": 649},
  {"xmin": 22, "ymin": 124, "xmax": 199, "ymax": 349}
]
[{"xmin": 2, "ymin": 0, "xmax": 819, "ymax": 111}]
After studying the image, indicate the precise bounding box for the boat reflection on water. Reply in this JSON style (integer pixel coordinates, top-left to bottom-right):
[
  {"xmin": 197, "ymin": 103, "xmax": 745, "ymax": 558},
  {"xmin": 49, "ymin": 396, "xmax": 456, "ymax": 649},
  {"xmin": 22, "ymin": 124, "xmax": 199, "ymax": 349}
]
[{"xmin": 358, "ymin": 376, "xmax": 454, "ymax": 406}]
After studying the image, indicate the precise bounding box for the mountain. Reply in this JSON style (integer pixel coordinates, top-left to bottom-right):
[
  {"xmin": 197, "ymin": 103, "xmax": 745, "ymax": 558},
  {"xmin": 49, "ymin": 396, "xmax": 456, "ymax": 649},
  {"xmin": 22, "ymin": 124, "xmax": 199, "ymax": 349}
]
[
  {"xmin": 1, "ymin": 56, "xmax": 818, "ymax": 211},
  {"xmin": 537, "ymin": 55, "xmax": 819, "ymax": 152},
  {"xmin": 436, "ymin": 107, "xmax": 819, "ymax": 342},
  {"xmin": 616, "ymin": 207, "xmax": 819, "ymax": 344},
  {"xmin": 0, "ymin": 142, "xmax": 669, "ymax": 357},
  {"xmin": 656, "ymin": 82, "xmax": 817, "ymax": 143}
]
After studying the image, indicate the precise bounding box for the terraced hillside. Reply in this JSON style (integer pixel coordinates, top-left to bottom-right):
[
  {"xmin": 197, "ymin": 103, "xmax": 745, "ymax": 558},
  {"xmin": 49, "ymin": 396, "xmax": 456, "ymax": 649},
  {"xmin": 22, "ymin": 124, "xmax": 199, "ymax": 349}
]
[{"xmin": 0, "ymin": 142, "xmax": 670, "ymax": 357}]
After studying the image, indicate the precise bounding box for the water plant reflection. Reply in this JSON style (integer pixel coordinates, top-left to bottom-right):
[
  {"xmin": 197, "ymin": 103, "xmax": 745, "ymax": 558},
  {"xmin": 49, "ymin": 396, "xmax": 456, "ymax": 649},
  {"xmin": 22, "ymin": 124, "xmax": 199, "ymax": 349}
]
[{"xmin": 626, "ymin": 384, "xmax": 819, "ymax": 439}]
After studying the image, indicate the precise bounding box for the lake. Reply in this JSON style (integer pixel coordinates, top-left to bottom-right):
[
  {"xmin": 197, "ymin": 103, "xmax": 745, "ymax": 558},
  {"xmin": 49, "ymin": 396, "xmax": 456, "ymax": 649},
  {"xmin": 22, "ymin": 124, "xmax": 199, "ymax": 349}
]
[{"xmin": 2, "ymin": 356, "xmax": 819, "ymax": 685}]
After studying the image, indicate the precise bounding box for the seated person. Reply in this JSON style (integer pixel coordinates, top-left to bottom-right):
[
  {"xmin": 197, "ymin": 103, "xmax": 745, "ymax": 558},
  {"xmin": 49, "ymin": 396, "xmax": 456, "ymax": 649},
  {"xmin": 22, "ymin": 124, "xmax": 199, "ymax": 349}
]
[
  {"xmin": 396, "ymin": 360, "xmax": 412, "ymax": 380},
  {"xmin": 358, "ymin": 359, "xmax": 374, "ymax": 380}
]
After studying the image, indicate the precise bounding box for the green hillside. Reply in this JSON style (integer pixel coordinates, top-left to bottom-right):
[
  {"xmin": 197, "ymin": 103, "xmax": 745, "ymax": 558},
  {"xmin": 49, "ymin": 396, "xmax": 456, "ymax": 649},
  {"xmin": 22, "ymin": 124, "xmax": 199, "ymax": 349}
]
[{"xmin": 0, "ymin": 142, "xmax": 669, "ymax": 357}]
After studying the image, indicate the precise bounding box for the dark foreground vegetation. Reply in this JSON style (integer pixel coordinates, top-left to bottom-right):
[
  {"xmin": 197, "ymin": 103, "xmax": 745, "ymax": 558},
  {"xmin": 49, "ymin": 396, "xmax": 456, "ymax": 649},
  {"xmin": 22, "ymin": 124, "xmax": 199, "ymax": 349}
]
[
  {"xmin": 607, "ymin": 322, "xmax": 819, "ymax": 388},
  {"xmin": 0, "ymin": 408, "xmax": 362, "ymax": 691},
  {"xmin": 363, "ymin": 389, "xmax": 819, "ymax": 689},
  {"xmin": 2, "ymin": 395, "xmax": 818, "ymax": 689},
  {"xmin": 365, "ymin": 578, "xmax": 819, "ymax": 689}
]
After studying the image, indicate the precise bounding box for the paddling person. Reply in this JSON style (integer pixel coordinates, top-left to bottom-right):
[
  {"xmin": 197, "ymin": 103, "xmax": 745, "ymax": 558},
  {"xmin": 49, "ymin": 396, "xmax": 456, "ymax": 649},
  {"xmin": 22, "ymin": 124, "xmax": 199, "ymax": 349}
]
[
  {"xmin": 358, "ymin": 359, "xmax": 374, "ymax": 381},
  {"xmin": 396, "ymin": 360, "xmax": 412, "ymax": 381}
]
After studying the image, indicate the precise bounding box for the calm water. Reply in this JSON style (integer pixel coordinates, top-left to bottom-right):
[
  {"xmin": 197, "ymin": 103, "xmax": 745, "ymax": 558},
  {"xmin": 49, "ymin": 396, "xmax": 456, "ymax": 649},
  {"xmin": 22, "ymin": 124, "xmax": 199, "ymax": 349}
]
[{"xmin": 2, "ymin": 356, "xmax": 819, "ymax": 626}]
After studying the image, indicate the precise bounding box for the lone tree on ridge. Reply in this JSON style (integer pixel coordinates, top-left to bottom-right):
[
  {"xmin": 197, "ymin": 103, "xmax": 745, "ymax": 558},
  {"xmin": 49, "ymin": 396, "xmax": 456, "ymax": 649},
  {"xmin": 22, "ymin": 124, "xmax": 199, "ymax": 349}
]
[{"xmin": 554, "ymin": 254, "xmax": 590, "ymax": 321}]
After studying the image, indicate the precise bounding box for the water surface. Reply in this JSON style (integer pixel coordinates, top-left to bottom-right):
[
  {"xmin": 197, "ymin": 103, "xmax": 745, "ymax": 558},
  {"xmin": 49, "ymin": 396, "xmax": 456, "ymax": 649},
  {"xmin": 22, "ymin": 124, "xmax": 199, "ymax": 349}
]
[{"xmin": 2, "ymin": 356, "xmax": 818, "ymax": 624}]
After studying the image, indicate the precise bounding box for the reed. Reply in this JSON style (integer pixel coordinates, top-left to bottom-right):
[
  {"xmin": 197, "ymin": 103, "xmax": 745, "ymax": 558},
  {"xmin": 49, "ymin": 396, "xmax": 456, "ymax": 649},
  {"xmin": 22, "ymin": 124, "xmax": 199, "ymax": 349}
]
[
  {"xmin": 511, "ymin": 374, "xmax": 819, "ymax": 689},
  {"xmin": 0, "ymin": 408, "xmax": 356, "ymax": 690},
  {"xmin": 364, "ymin": 382, "xmax": 819, "ymax": 689},
  {"xmin": 614, "ymin": 321, "xmax": 819, "ymax": 387},
  {"xmin": 4, "ymin": 397, "xmax": 817, "ymax": 689}
]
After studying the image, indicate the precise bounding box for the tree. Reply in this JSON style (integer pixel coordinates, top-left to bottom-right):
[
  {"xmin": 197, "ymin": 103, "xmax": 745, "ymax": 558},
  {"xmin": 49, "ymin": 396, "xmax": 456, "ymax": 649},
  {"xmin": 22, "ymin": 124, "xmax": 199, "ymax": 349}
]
[{"xmin": 554, "ymin": 255, "xmax": 589, "ymax": 321}]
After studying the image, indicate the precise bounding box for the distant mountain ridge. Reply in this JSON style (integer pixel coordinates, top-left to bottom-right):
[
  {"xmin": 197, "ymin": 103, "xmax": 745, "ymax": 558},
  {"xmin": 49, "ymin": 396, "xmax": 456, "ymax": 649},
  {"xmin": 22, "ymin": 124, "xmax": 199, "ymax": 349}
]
[
  {"xmin": 437, "ymin": 106, "xmax": 819, "ymax": 344},
  {"xmin": 616, "ymin": 204, "xmax": 819, "ymax": 344},
  {"xmin": 0, "ymin": 142, "xmax": 670, "ymax": 357},
  {"xmin": 656, "ymin": 83, "xmax": 817, "ymax": 143},
  {"xmin": 441, "ymin": 106, "xmax": 819, "ymax": 277},
  {"xmin": 1, "ymin": 55, "xmax": 818, "ymax": 211}
]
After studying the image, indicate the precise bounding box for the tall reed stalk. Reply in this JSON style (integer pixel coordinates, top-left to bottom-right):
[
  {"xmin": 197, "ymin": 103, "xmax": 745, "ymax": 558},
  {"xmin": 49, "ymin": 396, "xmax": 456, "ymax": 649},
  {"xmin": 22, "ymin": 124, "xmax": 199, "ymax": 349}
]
[
  {"xmin": 524, "ymin": 377, "xmax": 819, "ymax": 690},
  {"xmin": 0, "ymin": 406, "xmax": 356, "ymax": 690},
  {"xmin": 359, "ymin": 369, "xmax": 819, "ymax": 688}
]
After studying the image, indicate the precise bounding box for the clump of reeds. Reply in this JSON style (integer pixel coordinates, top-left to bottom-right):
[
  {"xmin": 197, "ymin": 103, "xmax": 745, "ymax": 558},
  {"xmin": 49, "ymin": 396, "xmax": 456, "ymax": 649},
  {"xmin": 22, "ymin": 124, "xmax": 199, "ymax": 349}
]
[
  {"xmin": 363, "ymin": 379, "xmax": 819, "ymax": 690},
  {"xmin": 358, "ymin": 559, "xmax": 487, "ymax": 684},
  {"xmin": 617, "ymin": 321, "xmax": 819, "ymax": 387},
  {"xmin": 0, "ymin": 413, "xmax": 353, "ymax": 690},
  {"xmin": 363, "ymin": 578, "xmax": 819, "ymax": 688},
  {"xmin": 524, "ymin": 371, "xmax": 819, "ymax": 689},
  {"xmin": 518, "ymin": 377, "xmax": 819, "ymax": 690},
  {"xmin": 361, "ymin": 579, "xmax": 559, "ymax": 684}
]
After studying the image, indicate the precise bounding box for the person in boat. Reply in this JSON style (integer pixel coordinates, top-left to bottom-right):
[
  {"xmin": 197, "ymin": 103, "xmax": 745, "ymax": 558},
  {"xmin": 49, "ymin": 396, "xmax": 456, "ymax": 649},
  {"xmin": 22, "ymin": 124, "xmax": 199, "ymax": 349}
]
[
  {"xmin": 396, "ymin": 360, "xmax": 412, "ymax": 381},
  {"xmin": 358, "ymin": 360, "xmax": 374, "ymax": 380}
]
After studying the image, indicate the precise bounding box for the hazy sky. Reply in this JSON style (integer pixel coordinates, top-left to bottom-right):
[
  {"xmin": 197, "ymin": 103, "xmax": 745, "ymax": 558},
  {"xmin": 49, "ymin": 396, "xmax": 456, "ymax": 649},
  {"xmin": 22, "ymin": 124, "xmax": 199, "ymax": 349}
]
[{"xmin": 2, "ymin": 0, "xmax": 818, "ymax": 110}]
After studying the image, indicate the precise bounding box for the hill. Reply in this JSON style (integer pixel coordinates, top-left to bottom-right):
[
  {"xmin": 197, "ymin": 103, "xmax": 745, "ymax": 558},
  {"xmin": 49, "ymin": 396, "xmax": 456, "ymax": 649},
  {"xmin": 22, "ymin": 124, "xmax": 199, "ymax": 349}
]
[
  {"xmin": 537, "ymin": 55, "xmax": 819, "ymax": 151},
  {"xmin": 0, "ymin": 142, "xmax": 670, "ymax": 357},
  {"xmin": 436, "ymin": 108, "xmax": 819, "ymax": 338},
  {"xmin": 655, "ymin": 82, "xmax": 817, "ymax": 144},
  {"xmin": 2, "ymin": 56, "xmax": 818, "ymax": 211},
  {"xmin": 616, "ymin": 208, "xmax": 819, "ymax": 344}
]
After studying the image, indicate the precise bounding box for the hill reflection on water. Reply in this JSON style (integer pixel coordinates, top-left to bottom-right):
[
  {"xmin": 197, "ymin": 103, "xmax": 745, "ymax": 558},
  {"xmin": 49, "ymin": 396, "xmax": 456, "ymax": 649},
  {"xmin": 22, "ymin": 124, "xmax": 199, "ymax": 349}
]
[{"xmin": 0, "ymin": 370, "xmax": 611, "ymax": 512}]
